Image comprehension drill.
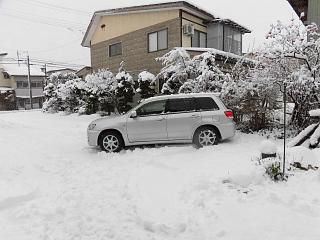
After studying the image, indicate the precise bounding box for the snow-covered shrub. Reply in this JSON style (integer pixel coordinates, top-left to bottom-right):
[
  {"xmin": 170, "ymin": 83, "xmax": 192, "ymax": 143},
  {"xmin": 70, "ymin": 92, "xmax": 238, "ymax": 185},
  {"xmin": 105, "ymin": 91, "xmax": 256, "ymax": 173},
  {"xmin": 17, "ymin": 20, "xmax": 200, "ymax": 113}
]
[
  {"xmin": 55, "ymin": 78, "xmax": 82, "ymax": 113},
  {"xmin": 42, "ymin": 83, "xmax": 58, "ymax": 112},
  {"xmin": 180, "ymin": 51, "xmax": 229, "ymax": 93},
  {"xmin": 136, "ymin": 71, "xmax": 156, "ymax": 99},
  {"xmin": 42, "ymin": 69, "xmax": 117, "ymax": 114},
  {"xmin": 261, "ymin": 20, "xmax": 320, "ymax": 128},
  {"xmin": 78, "ymin": 69, "xmax": 117, "ymax": 114},
  {"xmin": 221, "ymin": 61, "xmax": 279, "ymax": 131},
  {"xmin": 115, "ymin": 62, "xmax": 135, "ymax": 113},
  {"xmin": 43, "ymin": 72, "xmax": 81, "ymax": 113},
  {"xmin": 49, "ymin": 71, "xmax": 78, "ymax": 85},
  {"xmin": 157, "ymin": 48, "xmax": 191, "ymax": 94}
]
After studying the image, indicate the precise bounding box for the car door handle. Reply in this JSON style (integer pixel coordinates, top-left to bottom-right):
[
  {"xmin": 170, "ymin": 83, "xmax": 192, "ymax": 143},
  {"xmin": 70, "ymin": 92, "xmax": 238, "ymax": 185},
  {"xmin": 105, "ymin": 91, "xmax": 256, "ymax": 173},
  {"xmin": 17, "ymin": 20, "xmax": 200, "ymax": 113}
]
[{"xmin": 191, "ymin": 114, "xmax": 200, "ymax": 118}]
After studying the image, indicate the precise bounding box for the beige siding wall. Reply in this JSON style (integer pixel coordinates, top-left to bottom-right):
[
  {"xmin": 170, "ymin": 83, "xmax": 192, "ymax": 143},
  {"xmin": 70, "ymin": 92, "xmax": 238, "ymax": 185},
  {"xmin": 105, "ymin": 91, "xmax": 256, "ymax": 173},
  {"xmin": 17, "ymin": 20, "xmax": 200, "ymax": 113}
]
[
  {"xmin": 0, "ymin": 70, "xmax": 16, "ymax": 88},
  {"xmin": 181, "ymin": 12, "xmax": 207, "ymax": 47},
  {"xmin": 91, "ymin": 18, "xmax": 181, "ymax": 90},
  {"xmin": 91, "ymin": 10, "xmax": 180, "ymax": 45}
]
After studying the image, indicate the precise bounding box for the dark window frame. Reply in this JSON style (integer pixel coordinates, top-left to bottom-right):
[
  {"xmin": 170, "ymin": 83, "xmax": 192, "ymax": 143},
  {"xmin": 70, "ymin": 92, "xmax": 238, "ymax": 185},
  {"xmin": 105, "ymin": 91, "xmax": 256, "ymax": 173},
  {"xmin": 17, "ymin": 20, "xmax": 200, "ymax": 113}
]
[
  {"xmin": 147, "ymin": 28, "xmax": 169, "ymax": 53},
  {"xmin": 191, "ymin": 29, "xmax": 207, "ymax": 48},
  {"xmin": 108, "ymin": 42, "xmax": 122, "ymax": 57}
]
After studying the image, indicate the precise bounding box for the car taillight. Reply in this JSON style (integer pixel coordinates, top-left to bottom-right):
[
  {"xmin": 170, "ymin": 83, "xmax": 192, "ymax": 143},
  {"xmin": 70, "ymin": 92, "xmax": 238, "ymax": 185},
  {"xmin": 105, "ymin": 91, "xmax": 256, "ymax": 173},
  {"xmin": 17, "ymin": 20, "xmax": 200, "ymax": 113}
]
[{"xmin": 224, "ymin": 110, "xmax": 233, "ymax": 119}]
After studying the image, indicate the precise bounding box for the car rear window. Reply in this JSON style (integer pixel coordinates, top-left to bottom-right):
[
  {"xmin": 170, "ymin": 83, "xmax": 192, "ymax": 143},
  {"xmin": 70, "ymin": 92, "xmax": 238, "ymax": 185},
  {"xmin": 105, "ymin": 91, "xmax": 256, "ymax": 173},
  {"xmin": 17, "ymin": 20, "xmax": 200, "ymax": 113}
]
[{"xmin": 195, "ymin": 97, "xmax": 219, "ymax": 111}]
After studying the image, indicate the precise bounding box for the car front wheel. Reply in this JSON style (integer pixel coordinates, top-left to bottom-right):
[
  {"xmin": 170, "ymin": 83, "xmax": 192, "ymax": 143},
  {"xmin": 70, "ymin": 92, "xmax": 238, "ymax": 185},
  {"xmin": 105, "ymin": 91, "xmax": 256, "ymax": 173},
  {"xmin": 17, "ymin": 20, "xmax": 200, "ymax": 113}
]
[
  {"xmin": 99, "ymin": 132, "xmax": 124, "ymax": 153},
  {"xmin": 193, "ymin": 127, "xmax": 218, "ymax": 148}
]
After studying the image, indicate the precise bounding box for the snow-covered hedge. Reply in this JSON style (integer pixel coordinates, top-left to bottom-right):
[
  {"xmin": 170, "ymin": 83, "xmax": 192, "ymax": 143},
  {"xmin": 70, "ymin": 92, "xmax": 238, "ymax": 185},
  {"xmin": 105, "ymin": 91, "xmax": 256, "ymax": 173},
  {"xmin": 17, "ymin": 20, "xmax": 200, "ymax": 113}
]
[{"xmin": 43, "ymin": 70, "xmax": 118, "ymax": 114}]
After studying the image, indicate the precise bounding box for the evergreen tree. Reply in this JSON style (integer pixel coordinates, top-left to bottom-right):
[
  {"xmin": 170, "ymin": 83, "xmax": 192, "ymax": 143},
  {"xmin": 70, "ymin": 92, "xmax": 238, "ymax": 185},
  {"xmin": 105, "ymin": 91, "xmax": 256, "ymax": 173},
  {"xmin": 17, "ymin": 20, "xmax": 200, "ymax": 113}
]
[
  {"xmin": 156, "ymin": 48, "xmax": 191, "ymax": 94},
  {"xmin": 136, "ymin": 71, "xmax": 156, "ymax": 99},
  {"xmin": 115, "ymin": 62, "xmax": 135, "ymax": 113}
]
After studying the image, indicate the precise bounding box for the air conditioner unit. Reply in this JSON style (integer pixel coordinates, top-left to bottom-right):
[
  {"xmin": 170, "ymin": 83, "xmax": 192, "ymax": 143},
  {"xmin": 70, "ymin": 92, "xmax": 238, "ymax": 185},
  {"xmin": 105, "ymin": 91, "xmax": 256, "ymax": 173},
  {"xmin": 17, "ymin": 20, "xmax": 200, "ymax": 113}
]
[{"xmin": 183, "ymin": 24, "xmax": 194, "ymax": 36}]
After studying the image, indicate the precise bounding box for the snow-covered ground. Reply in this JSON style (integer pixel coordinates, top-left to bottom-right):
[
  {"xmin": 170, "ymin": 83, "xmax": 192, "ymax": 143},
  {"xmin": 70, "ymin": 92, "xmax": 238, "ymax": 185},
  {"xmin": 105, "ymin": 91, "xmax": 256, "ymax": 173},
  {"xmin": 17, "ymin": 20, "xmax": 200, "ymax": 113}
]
[{"xmin": 0, "ymin": 111, "xmax": 320, "ymax": 240}]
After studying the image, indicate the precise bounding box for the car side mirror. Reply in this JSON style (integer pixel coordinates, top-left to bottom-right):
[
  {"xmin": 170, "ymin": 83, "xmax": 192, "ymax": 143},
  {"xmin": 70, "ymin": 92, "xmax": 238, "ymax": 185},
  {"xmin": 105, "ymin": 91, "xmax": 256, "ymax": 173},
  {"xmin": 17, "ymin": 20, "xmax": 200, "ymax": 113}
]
[{"xmin": 130, "ymin": 111, "xmax": 137, "ymax": 118}]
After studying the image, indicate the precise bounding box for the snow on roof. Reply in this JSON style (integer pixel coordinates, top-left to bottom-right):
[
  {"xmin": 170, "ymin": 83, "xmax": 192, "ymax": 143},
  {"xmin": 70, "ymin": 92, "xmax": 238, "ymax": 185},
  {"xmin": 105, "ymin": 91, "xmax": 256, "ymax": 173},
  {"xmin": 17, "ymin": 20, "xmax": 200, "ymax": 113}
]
[
  {"xmin": 0, "ymin": 87, "xmax": 14, "ymax": 93},
  {"xmin": 182, "ymin": 47, "xmax": 255, "ymax": 63},
  {"xmin": 16, "ymin": 95, "xmax": 44, "ymax": 98},
  {"xmin": 0, "ymin": 64, "xmax": 45, "ymax": 76}
]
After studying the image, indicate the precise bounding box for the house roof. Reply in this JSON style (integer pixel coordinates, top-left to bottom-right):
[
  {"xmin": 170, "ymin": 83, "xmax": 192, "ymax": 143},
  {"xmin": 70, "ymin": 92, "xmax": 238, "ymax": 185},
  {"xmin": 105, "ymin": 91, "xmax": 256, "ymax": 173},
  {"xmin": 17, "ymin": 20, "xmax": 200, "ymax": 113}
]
[
  {"xmin": 81, "ymin": 1, "xmax": 251, "ymax": 47},
  {"xmin": 0, "ymin": 64, "xmax": 45, "ymax": 77},
  {"xmin": 211, "ymin": 19, "xmax": 251, "ymax": 34}
]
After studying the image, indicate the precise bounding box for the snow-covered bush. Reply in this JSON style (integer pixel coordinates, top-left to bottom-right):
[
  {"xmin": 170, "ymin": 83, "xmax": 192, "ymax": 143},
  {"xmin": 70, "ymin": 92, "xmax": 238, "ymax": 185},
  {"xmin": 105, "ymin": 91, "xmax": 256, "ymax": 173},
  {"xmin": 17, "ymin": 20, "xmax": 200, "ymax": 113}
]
[
  {"xmin": 180, "ymin": 51, "xmax": 229, "ymax": 93},
  {"xmin": 78, "ymin": 69, "xmax": 117, "ymax": 114},
  {"xmin": 136, "ymin": 71, "xmax": 156, "ymax": 99},
  {"xmin": 221, "ymin": 61, "xmax": 279, "ymax": 130},
  {"xmin": 157, "ymin": 48, "xmax": 191, "ymax": 94},
  {"xmin": 43, "ymin": 72, "xmax": 81, "ymax": 113},
  {"xmin": 42, "ymin": 69, "xmax": 117, "ymax": 114},
  {"xmin": 115, "ymin": 62, "xmax": 135, "ymax": 113},
  {"xmin": 49, "ymin": 71, "xmax": 78, "ymax": 85},
  {"xmin": 260, "ymin": 20, "xmax": 320, "ymax": 128}
]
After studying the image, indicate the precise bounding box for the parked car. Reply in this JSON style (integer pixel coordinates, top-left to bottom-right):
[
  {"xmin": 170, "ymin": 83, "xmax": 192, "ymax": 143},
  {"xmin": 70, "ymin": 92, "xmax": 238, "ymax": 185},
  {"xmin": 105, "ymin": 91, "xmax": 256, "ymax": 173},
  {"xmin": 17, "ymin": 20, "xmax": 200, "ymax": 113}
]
[{"xmin": 87, "ymin": 93, "xmax": 235, "ymax": 152}]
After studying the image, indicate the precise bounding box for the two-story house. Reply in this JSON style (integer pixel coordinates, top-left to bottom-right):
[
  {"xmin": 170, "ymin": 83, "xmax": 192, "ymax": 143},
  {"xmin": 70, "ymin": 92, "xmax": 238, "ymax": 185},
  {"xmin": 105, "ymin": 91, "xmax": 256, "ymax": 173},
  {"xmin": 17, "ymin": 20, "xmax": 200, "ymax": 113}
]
[
  {"xmin": 0, "ymin": 64, "xmax": 45, "ymax": 110},
  {"xmin": 288, "ymin": 0, "xmax": 320, "ymax": 26},
  {"xmin": 82, "ymin": 1, "xmax": 251, "ymax": 91}
]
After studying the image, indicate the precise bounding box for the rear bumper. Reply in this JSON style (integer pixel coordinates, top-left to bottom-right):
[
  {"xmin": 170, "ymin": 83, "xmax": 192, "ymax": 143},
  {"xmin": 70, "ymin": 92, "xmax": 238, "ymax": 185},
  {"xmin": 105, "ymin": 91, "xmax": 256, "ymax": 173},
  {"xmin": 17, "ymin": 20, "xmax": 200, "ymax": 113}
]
[
  {"xmin": 87, "ymin": 130, "xmax": 100, "ymax": 147},
  {"xmin": 219, "ymin": 121, "xmax": 235, "ymax": 140}
]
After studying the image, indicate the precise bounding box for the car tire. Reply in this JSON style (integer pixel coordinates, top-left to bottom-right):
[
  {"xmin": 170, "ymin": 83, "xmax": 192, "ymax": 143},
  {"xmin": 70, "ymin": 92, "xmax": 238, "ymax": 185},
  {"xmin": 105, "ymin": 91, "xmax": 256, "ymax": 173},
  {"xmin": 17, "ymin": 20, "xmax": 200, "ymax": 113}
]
[
  {"xmin": 99, "ymin": 131, "xmax": 124, "ymax": 153},
  {"xmin": 193, "ymin": 127, "xmax": 219, "ymax": 148}
]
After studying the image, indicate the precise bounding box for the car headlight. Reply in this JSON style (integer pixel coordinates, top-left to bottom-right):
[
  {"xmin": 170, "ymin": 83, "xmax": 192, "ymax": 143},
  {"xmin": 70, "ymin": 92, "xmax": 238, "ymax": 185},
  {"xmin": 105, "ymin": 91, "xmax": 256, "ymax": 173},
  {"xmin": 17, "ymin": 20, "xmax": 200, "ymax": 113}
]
[{"xmin": 88, "ymin": 123, "xmax": 96, "ymax": 130}]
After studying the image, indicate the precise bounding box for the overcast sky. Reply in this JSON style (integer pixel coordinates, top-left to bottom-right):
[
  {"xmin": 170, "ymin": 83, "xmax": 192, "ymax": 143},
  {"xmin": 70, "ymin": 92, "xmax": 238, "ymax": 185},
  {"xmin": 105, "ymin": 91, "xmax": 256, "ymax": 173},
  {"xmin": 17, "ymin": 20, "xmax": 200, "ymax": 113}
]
[{"xmin": 0, "ymin": 0, "xmax": 298, "ymax": 68}]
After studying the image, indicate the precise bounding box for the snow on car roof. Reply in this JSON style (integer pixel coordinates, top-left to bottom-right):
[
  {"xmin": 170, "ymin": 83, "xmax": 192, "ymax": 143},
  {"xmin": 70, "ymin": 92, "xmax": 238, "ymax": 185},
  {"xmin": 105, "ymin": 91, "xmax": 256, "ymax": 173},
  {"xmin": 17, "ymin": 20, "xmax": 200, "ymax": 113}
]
[{"xmin": 144, "ymin": 92, "xmax": 221, "ymax": 102}]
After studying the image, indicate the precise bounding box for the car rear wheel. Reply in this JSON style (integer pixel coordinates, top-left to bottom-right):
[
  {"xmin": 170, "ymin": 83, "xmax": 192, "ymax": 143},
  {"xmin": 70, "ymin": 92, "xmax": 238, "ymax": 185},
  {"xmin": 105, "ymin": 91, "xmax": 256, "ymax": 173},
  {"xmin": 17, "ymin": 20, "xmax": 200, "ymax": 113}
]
[
  {"xmin": 99, "ymin": 132, "xmax": 124, "ymax": 153},
  {"xmin": 193, "ymin": 127, "xmax": 218, "ymax": 148}
]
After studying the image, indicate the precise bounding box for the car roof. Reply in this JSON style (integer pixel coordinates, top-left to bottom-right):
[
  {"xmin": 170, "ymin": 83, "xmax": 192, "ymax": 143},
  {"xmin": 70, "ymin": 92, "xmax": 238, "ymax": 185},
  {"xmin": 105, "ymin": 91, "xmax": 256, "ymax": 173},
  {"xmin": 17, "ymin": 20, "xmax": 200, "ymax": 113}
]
[{"xmin": 144, "ymin": 92, "xmax": 221, "ymax": 102}]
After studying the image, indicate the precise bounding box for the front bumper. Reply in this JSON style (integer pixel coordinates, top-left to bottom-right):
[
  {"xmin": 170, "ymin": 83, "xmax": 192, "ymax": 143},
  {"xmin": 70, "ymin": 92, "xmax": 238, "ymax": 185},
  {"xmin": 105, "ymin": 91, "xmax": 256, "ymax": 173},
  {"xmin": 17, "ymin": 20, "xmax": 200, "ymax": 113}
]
[{"xmin": 87, "ymin": 129, "xmax": 100, "ymax": 147}]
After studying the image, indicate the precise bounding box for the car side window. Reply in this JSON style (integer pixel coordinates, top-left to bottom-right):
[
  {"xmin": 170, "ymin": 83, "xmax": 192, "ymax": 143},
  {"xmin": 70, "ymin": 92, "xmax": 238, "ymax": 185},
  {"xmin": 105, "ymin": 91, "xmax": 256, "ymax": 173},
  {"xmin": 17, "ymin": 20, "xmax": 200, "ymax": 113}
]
[
  {"xmin": 136, "ymin": 100, "xmax": 166, "ymax": 116},
  {"xmin": 195, "ymin": 97, "xmax": 219, "ymax": 111},
  {"xmin": 166, "ymin": 98, "xmax": 196, "ymax": 113}
]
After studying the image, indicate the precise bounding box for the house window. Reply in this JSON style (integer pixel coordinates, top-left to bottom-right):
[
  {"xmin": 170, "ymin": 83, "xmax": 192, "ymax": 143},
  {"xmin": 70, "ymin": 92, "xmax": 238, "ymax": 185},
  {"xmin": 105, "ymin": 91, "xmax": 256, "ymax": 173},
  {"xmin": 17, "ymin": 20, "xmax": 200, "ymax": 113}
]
[
  {"xmin": 192, "ymin": 30, "xmax": 207, "ymax": 48},
  {"xmin": 109, "ymin": 42, "xmax": 122, "ymax": 57},
  {"xmin": 17, "ymin": 81, "xmax": 29, "ymax": 88},
  {"xmin": 148, "ymin": 29, "xmax": 168, "ymax": 52},
  {"xmin": 224, "ymin": 26, "xmax": 242, "ymax": 55}
]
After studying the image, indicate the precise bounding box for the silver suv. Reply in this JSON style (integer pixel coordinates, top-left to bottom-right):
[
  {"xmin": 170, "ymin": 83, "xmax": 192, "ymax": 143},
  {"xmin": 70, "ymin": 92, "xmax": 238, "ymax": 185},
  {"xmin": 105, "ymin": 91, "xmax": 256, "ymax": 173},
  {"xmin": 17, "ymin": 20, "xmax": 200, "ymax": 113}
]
[{"xmin": 87, "ymin": 93, "xmax": 235, "ymax": 152}]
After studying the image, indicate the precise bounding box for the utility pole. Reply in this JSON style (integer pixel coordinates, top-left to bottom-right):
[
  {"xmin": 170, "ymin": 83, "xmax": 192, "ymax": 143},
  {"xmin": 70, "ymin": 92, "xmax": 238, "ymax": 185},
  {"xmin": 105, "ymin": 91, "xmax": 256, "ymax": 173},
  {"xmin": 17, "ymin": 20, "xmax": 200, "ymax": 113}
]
[
  {"xmin": 43, "ymin": 64, "xmax": 47, "ymax": 90},
  {"xmin": 27, "ymin": 55, "xmax": 33, "ymax": 109}
]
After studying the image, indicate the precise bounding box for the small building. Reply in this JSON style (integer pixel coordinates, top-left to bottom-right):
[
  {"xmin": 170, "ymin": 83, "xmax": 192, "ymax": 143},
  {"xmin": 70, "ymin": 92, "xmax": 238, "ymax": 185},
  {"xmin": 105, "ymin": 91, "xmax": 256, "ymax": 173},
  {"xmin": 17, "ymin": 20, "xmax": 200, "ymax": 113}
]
[
  {"xmin": 288, "ymin": 0, "xmax": 320, "ymax": 26},
  {"xmin": 0, "ymin": 64, "xmax": 45, "ymax": 110},
  {"xmin": 76, "ymin": 66, "xmax": 92, "ymax": 80},
  {"xmin": 81, "ymin": 1, "xmax": 251, "ymax": 92}
]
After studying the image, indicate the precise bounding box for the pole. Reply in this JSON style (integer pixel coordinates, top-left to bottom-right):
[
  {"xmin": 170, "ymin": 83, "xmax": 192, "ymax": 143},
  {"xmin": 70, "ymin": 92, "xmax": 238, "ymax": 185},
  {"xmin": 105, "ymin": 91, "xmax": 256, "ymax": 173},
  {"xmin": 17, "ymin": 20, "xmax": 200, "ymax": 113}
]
[
  {"xmin": 44, "ymin": 64, "xmax": 47, "ymax": 90},
  {"xmin": 283, "ymin": 82, "xmax": 287, "ymax": 178},
  {"xmin": 27, "ymin": 55, "xmax": 33, "ymax": 109}
]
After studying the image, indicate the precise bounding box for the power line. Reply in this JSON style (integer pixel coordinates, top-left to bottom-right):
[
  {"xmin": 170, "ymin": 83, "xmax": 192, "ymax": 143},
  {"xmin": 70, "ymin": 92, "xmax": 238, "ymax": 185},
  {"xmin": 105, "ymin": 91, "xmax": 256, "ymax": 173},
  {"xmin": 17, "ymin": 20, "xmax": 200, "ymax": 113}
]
[
  {"xmin": 18, "ymin": 0, "xmax": 91, "ymax": 16},
  {"xmin": 29, "ymin": 38, "xmax": 83, "ymax": 54},
  {"xmin": 0, "ymin": 10, "xmax": 85, "ymax": 33},
  {"xmin": 0, "ymin": 7, "xmax": 86, "ymax": 28}
]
